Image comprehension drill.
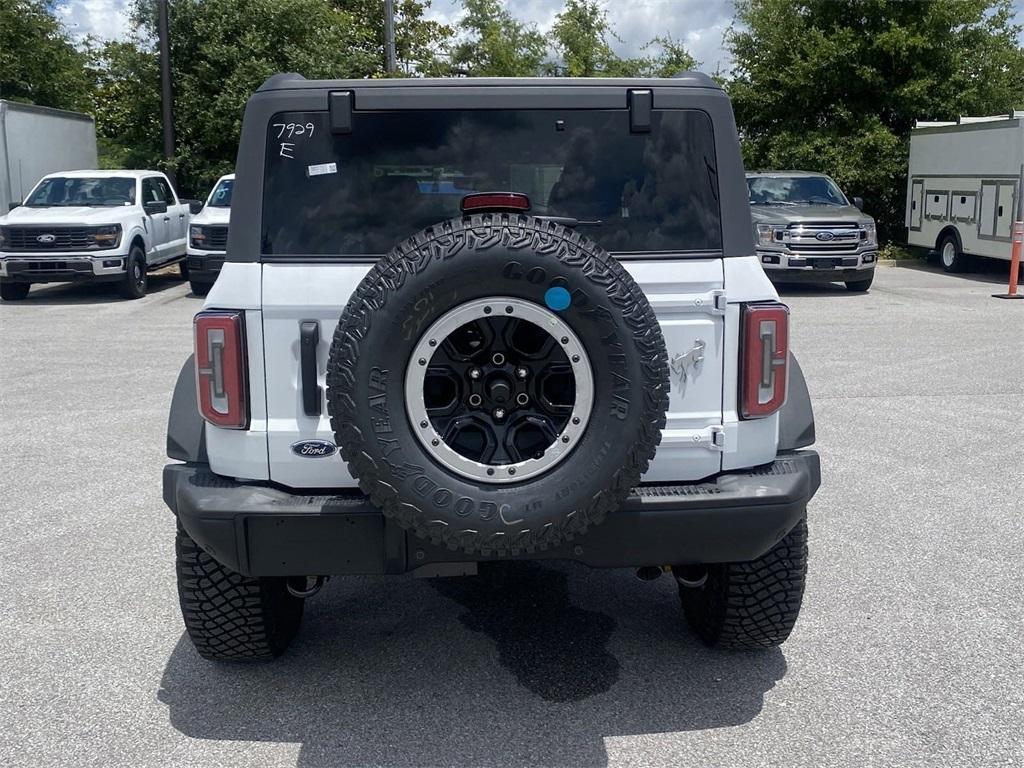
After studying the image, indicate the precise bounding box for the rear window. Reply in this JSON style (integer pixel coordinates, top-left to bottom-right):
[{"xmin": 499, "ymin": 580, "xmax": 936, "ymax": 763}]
[{"xmin": 261, "ymin": 109, "xmax": 721, "ymax": 257}]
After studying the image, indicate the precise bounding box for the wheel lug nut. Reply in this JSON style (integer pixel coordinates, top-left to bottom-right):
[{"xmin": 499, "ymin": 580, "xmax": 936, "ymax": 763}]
[
  {"xmin": 469, "ymin": 368, "xmax": 482, "ymax": 380},
  {"xmin": 515, "ymin": 367, "xmax": 528, "ymax": 379},
  {"xmin": 468, "ymin": 394, "xmax": 482, "ymax": 407},
  {"xmin": 493, "ymin": 408, "xmax": 506, "ymax": 420},
  {"xmin": 492, "ymin": 353, "xmax": 505, "ymax": 366},
  {"xmin": 516, "ymin": 393, "xmax": 529, "ymax": 406}
]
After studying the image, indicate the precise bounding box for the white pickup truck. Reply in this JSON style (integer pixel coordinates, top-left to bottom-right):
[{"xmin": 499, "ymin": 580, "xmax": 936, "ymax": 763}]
[{"xmin": 0, "ymin": 169, "xmax": 194, "ymax": 300}]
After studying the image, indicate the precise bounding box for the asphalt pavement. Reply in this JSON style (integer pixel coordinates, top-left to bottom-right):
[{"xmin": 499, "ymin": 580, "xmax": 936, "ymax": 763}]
[{"xmin": 1, "ymin": 261, "xmax": 1022, "ymax": 767}]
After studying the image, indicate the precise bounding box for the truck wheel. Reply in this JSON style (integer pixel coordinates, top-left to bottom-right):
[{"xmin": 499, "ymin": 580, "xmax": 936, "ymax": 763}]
[
  {"xmin": 844, "ymin": 273, "xmax": 874, "ymax": 292},
  {"xmin": 120, "ymin": 246, "xmax": 148, "ymax": 299},
  {"xmin": 326, "ymin": 214, "xmax": 670, "ymax": 556},
  {"xmin": 938, "ymin": 233, "xmax": 968, "ymax": 273},
  {"xmin": 175, "ymin": 526, "xmax": 304, "ymax": 661},
  {"xmin": 189, "ymin": 279, "xmax": 211, "ymax": 296},
  {"xmin": 0, "ymin": 280, "xmax": 30, "ymax": 301},
  {"xmin": 179, "ymin": 260, "xmax": 190, "ymax": 279},
  {"xmin": 676, "ymin": 517, "xmax": 808, "ymax": 650}
]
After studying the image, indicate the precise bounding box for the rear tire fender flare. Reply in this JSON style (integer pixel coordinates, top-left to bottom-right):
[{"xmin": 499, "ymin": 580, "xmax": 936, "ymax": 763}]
[
  {"xmin": 167, "ymin": 355, "xmax": 207, "ymax": 463},
  {"xmin": 778, "ymin": 353, "xmax": 814, "ymax": 451}
]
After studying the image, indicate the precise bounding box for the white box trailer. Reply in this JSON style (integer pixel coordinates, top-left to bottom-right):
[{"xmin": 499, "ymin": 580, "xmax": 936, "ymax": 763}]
[
  {"xmin": 906, "ymin": 113, "xmax": 1024, "ymax": 270},
  {"xmin": 0, "ymin": 100, "xmax": 98, "ymax": 212}
]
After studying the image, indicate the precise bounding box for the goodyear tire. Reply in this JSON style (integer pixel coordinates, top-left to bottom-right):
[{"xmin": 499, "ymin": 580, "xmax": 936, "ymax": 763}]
[{"xmin": 326, "ymin": 214, "xmax": 670, "ymax": 555}]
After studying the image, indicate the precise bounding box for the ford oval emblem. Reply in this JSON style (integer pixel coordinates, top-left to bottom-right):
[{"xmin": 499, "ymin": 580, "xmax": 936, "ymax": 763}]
[
  {"xmin": 815, "ymin": 231, "xmax": 835, "ymax": 241},
  {"xmin": 36, "ymin": 233, "xmax": 56, "ymax": 244},
  {"xmin": 290, "ymin": 440, "xmax": 338, "ymax": 458}
]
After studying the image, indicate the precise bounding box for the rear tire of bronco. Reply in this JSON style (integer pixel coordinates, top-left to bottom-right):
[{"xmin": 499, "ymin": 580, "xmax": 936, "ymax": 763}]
[
  {"xmin": 189, "ymin": 279, "xmax": 212, "ymax": 296},
  {"xmin": 844, "ymin": 274, "xmax": 873, "ymax": 292},
  {"xmin": 120, "ymin": 246, "xmax": 148, "ymax": 299},
  {"xmin": 175, "ymin": 526, "xmax": 304, "ymax": 661},
  {"xmin": 0, "ymin": 280, "xmax": 30, "ymax": 301},
  {"xmin": 676, "ymin": 517, "xmax": 808, "ymax": 650},
  {"xmin": 179, "ymin": 260, "xmax": 190, "ymax": 279}
]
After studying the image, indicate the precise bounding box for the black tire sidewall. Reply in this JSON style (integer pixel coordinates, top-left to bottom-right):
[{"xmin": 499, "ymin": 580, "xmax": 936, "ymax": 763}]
[
  {"xmin": 122, "ymin": 246, "xmax": 147, "ymax": 298},
  {"xmin": 328, "ymin": 216, "xmax": 668, "ymax": 554}
]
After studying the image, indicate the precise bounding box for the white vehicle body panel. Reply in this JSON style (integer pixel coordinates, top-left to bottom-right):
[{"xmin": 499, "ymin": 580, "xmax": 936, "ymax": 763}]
[
  {"xmin": 906, "ymin": 115, "xmax": 1024, "ymax": 260},
  {"xmin": 202, "ymin": 257, "xmax": 781, "ymax": 489}
]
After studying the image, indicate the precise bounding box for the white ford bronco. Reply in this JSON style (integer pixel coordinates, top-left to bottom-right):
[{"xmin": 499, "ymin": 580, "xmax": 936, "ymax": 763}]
[
  {"xmin": 164, "ymin": 74, "xmax": 820, "ymax": 661},
  {"xmin": 0, "ymin": 169, "xmax": 195, "ymax": 300}
]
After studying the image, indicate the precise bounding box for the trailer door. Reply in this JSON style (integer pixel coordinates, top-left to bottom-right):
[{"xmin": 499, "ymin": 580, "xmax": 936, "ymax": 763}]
[
  {"xmin": 910, "ymin": 180, "xmax": 923, "ymax": 229},
  {"xmin": 996, "ymin": 182, "xmax": 1016, "ymax": 238},
  {"xmin": 979, "ymin": 182, "xmax": 997, "ymax": 237}
]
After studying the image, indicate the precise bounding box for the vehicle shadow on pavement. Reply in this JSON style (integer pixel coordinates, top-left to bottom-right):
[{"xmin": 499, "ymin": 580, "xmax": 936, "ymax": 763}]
[
  {"xmin": 159, "ymin": 561, "xmax": 786, "ymax": 767},
  {"xmin": 4, "ymin": 272, "xmax": 186, "ymax": 305}
]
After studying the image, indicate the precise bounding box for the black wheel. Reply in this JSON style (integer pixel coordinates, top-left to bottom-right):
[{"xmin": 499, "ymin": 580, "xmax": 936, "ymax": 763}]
[
  {"xmin": 189, "ymin": 279, "xmax": 212, "ymax": 296},
  {"xmin": 0, "ymin": 280, "xmax": 30, "ymax": 301},
  {"xmin": 179, "ymin": 260, "xmax": 190, "ymax": 279},
  {"xmin": 938, "ymin": 233, "xmax": 968, "ymax": 273},
  {"xmin": 844, "ymin": 273, "xmax": 874, "ymax": 292},
  {"xmin": 326, "ymin": 214, "xmax": 670, "ymax": 556},
  {"xmin": 676, "ymin": 517, "xmax": 808, "ymax": 650},
  {"xmin": 120, "ymin": 245, "xmax": 148, "ymax": 299},
  {"xmin": 176, "ymin": 526, "xmax": 304, "ymax": 661}
]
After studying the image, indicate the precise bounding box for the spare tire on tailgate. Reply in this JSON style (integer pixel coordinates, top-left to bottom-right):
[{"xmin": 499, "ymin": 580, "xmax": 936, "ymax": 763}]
[{"xmin": 326, "ymin": 214, "xmax": 670, "ymax": 555}]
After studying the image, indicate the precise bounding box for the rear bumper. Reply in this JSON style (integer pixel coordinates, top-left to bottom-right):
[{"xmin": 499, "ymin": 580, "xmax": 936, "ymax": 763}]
[{"xmin": 163, "ymin": 451, "xmax": 821, "ymax": 577}]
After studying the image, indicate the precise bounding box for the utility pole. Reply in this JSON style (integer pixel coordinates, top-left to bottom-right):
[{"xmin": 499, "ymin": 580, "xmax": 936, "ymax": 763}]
[
  {"xmin": 157, "ymin": 0, "xmax": 177, "ymax": 187},
  {"xmin": 384, "ymin": 0, "xmax": 397, "ymax": 74}
]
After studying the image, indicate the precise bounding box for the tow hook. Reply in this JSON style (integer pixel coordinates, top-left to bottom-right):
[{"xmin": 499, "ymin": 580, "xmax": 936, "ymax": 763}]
[
  {"xmin": 673, "ymin": 565, "xmax": 708, "ymax": 589},
  {"xmin": 287, "ymin": 575, "xmax": 327, "ymax": 599}
]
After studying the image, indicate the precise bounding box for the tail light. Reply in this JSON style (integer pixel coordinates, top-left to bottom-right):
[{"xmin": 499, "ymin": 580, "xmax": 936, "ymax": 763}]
[
  {"xmin": 194, "ymin": 310, "xmax": 249, "ymax": 429},
  {"xmin": 741, "ymin": 303, "xmax": 789, "ymax": 419}
]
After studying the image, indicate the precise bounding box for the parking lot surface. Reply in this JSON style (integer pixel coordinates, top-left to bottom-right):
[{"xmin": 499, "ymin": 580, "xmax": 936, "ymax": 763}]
[{"xmin": 1, "ymin": 262, "xmax": 1022, "ymax": 767}]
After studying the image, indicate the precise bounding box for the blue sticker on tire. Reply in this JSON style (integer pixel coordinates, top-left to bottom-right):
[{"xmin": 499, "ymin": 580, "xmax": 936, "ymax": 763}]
[{"xmin": 544, "ymin": 286, "xmax": 571, "ymax": 311}]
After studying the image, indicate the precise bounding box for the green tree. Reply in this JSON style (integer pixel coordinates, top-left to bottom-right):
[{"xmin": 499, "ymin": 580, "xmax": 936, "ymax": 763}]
[
  {"xmin": 0, "ymin": 0, "xmax": 94, "ymax": 111},
  {"xmin": 102, "ymin": 0, "xmax": 388, "ymax": 194},
  {"xmin": 91, "ymin": 39, "xmax": 162, "ymax": 169},
  {"xmin": 547, "ymin": 1, "xmax": 697, "ymax": 78},
  {"xmin": 451, "ymin": 0, "xmax": 548, "ymax": 76},
  {"xmin": 334, "ymin": 1, "xmax": 453, "ymax": 76},
  {"xmin": 728, "ymin": 0, "xmax": 1024, "ymax": 240}
]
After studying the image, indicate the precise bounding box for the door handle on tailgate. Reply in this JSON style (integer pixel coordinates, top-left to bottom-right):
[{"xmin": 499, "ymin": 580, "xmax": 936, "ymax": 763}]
[{"xmin": 299, "ymin": 321, "xmax": 322, "ymax": 416}]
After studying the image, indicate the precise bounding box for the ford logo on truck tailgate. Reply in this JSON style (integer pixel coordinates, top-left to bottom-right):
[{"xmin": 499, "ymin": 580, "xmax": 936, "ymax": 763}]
[
  {"xmin": 291, "ymin": 440, "xmax": 337, "ymax": 458},
  {"xmin": 36, "ymin": 233, "xmax": 56, "ymax": 243}
]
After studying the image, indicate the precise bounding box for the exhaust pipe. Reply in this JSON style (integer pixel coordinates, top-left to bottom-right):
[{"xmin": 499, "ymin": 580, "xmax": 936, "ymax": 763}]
[
  {"xmin": 287, "ymin": 575, "xmax": 327, "ymax": 598},
  {"xmin": 635, "ymin": 566, "xmax": 663, "ymax": 581}
]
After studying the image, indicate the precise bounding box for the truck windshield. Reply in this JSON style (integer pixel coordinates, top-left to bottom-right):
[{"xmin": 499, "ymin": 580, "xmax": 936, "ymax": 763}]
[
  {"xmin": 208, "ymin": 178, "xmax": 233, "ymax": 207},
  {"xmin": 262, "ymin": 109, "xmax": 722, "ymax": 256},
  {"xmin": 25, "ymin": 177, "xmax": 136, "ymax": 207},
  {"xmin": 747, "ymin": 176, "xmax": 848, "ymax": 207}
]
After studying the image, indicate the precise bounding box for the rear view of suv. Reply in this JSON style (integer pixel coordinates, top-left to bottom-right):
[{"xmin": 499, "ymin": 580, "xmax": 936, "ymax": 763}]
[
  {"xmin": 749, "ymin": 171, "xmax": 878, "ymax": 292},
  {"xmin": 186, "ymin": 173, "xmax": 233, "ymax": 295},
  {"xmin": 164, "ymin": 74, "xmax": 820, "ymax": 661}
]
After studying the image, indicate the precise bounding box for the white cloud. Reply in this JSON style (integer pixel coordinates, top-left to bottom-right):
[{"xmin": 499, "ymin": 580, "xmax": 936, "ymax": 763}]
[
  {"xmin": 57, "ymin": 0, "xmax": 133, "ymax": 42},
  {"xmin": 424, "ymin": 0, "xmax": 736, "ymax": 74}
]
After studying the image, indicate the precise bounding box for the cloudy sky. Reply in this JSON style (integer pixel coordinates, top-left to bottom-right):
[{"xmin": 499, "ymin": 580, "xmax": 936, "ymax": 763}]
[
  {"xmin": 55, "ymin": 0, "xmax": 1024, "ymax": 77},
  {"xmin": 57, "ymin": 0, "xmax": 738, "ymax": 73}
]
